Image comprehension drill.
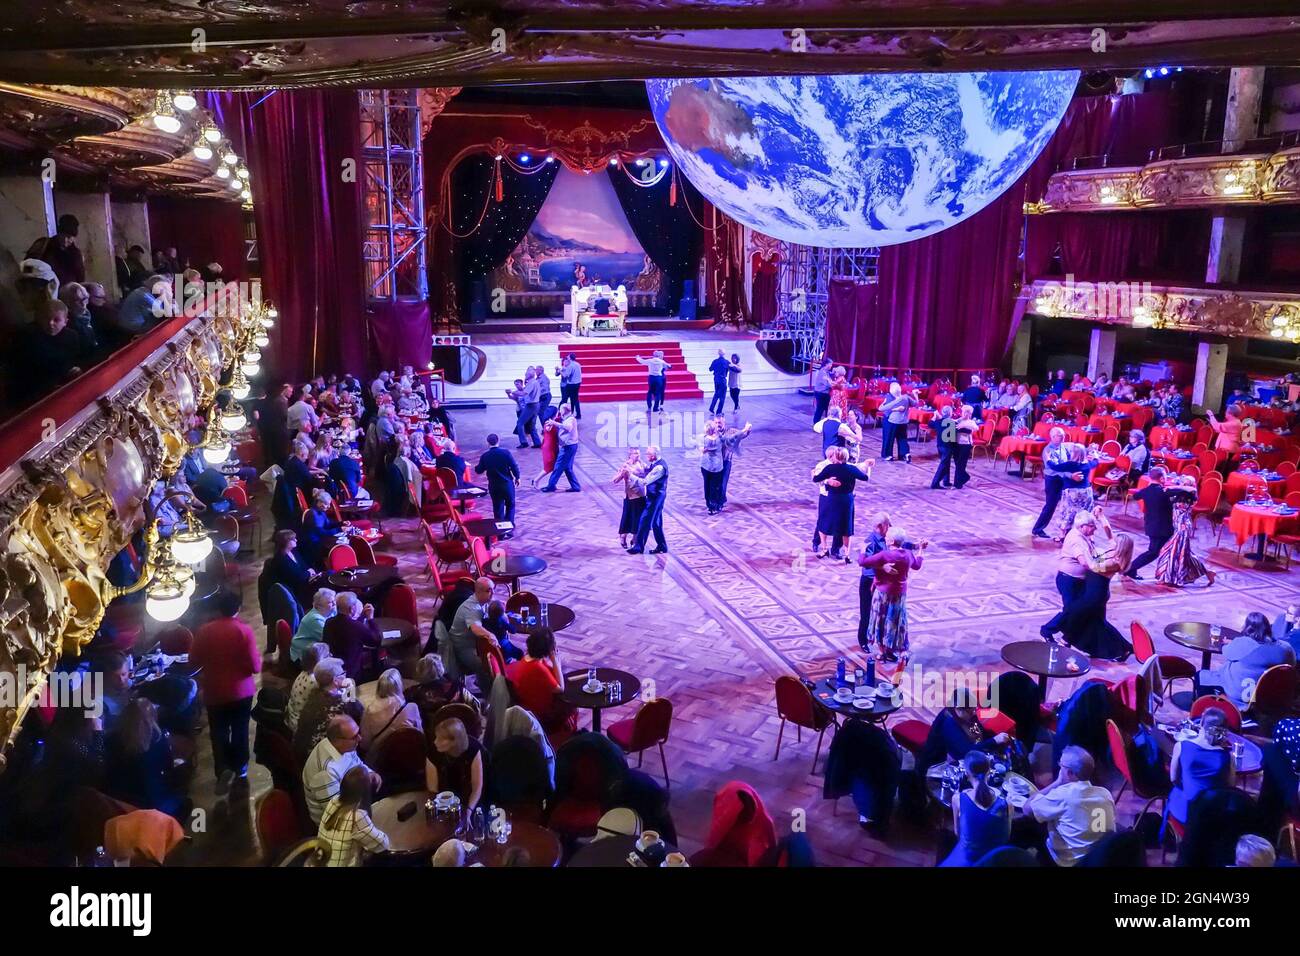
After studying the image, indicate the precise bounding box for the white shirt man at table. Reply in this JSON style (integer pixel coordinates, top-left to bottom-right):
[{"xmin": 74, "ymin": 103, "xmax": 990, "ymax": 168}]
[
  {"xmin": 1025, "ymin": 745, "xmax": 1115, "ymax": 866},
  {"xmin": 303, "ymin": 715, "xmax": 381, "ymax": 824}
]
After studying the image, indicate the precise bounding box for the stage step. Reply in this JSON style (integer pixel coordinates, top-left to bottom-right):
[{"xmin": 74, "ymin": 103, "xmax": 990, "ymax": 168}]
[{"xmin": 556, "ymin": 340, "xmax": 702, "ymax": 403}]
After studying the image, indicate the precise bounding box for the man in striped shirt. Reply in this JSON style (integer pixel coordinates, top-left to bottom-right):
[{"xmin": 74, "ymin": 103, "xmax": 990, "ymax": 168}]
[{"xmin": 302, "ymin": 715, "xmax": 381, "ymax": 824}]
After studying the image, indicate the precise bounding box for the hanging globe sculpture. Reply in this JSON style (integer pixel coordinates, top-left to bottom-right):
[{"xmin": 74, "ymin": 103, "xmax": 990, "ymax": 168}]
[{"xmin": 646, "ymin": 71, "xmax": 1078, "ymax": 247}]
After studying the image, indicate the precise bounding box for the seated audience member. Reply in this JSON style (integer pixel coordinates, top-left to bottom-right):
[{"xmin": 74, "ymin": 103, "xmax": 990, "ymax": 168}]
[
  {"xmin": 97, "ymin": 650, "xmax": 133, "ymax": 732},
  {"xmin": 58, "ymin": 281, "xmax": 100, "ymax": 356},
  {"xmin": 441, "ymin": 577, "xmax": 494, "ymax": 683},
  {"xmin": 287, "ymin": 390, "xmax": 320, "ymax": 437},
  {"xmin": 303, "ymin": 715, "xmax": 380, "ymax": 825},
  {"xmin": 1234, "ymin": 834, "xmax": 1277, "ymax": 868},
  {"xmin": 2, "ymin": 257, "xmax": 56, "ymax": 332},
  {"xmin": 505, "ymin": 627, "xmax": 577, "ymax": 740},
  {"xmin": 190, "ymin": 589, "xmax": 262, "ymax": 792},
  {"xmin": 482, "ymin": 600, "xmax": 525, "ymax": 662},
  {"xmin": 408, "ymin": 653, "xmax": 475, "ymax": 725},
  {"xmin": 940, "ymin": 751, "xmax": 1011, "ymax": 867},
  {"xmin": 115, "ymin": 274, "xmax": 170, "ymax": 335},
  {"xmin": 1025, "ymin": 745, "xmax": 1116, "ymax": 866},
  {"xmin": 1199, "ymin": 611, "xmax": 1296, "ymax": 707},
  {"xmin": 261, "ymin": 529, "xmax": 317, "ymax": 608},
  {"xmin": 299, "ymin": 489, "xmax": 343, "ymax": 568},
  {"xmin": 425, "ymin": 717, "xmax": 484, "ymax": 812},
  {"xmin": 287, "ymin": 642, "xmax": 331, "ymax": 733},
  {"xmin": 361, "ymin": 668, "xmax": 423, "ymax": 752},
  {"xmin": 291, "ymin": 588, "xmax": 338, "ymax": 663},
  {"xmin": 914, "ymin": 688, "xmax": 1010, "ymax": 777},
  {"xmin": 103, "ymin": 698, "xmax": 183, "ymax": 819},
  {"xmin": 431, "ymin": 838, "xmax": 469, "ymax": 868},
  {"xmin": 1169, "ymin": 708, "xmax": 1235, "ymax": 828},
  {"xmin": 1121, "ymin": 429, "xmax": 1149, "ymax": 478},
  {"xmin": 427, "ymin": 397, "xmax": 455, "ymax": 439},
  {"xmin": 274, "ymin": 439, "xmax": 325, "ymax": 529},
  {"xmin": 12, "ymin": 300, "xmax": 85, "ymax": 396},
  {"xmin": 1259, "ymin": 718, "xmax": 1300, "ymax": 835},
  {"xmin": 323, "ymin": 591, "xmax": 381, "ymax": 682},
  {"xmin": 327, "ymin": 446, "xmax": 366, "ymax": 500},
  {"xmin": 317, "ymin": 765, "xmax": 389, "ymax": 866},
  {"xmin": 293, "ymin": 658, "xmax": 361, "ymax": 763},
  {"xmin": 26, "ymin": 213, "xmax": 85, "ymax": 285}
]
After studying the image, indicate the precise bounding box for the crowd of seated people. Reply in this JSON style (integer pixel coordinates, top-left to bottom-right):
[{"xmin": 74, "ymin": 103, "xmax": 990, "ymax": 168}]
[{"xmin": 0, "ymin": 217, "xmax": 227, "ymax": 415}]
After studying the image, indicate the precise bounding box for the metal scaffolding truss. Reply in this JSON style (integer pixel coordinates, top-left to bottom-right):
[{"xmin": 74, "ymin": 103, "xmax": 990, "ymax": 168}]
[
  {"xmin": 360, "ymin": 89, "xmax": 427, "ymax": 302},
  {"xmin": 772, "ymin": 245, "xmax": 879, "ymax": 371}
]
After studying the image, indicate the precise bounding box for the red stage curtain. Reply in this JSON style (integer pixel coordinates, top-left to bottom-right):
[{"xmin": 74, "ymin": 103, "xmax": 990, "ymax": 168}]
[
  {"xmin": 827, "ymin": 92, "xmax": 1187, "ymax": 372},
  {"xmin": 146, "ymin": 198, "xmax": 247, "ymax": 279},
  {"xmin": 368, "ymin": 300, "xmax": 433, "ymax": 372},
  {"xmin": 217, "ymin": 90, "xmax": 369, "ymax": 382}
]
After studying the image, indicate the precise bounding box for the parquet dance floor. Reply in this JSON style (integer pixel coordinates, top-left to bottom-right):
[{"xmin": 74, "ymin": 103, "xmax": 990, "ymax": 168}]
[{"xmin": 210, "ymin": 393, "xmax": 1291, "ymax": 866}]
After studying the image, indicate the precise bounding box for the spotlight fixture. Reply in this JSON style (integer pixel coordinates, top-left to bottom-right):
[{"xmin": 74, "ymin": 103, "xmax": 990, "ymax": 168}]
[
  {"xmin": 544, "ymin": 155, "xmax": 555, "ymax": 163},
  {"xmin": 519, "ymin": 154, "xmax": 530, "ymax": 164},
  {"xmin": 193, "ymin": 142, "xmax": 213, "ymax": 161},
  {"xmin": 494, "ymin": 154, "xmax": 503, "ymax": 161},
  {"xmin": 172, "ymin": 91, "xmax": 197, "ymax": 112},
  {"xmin": 609, "ymin": 157, "xmax": 619, "ymax": 166},
  {"xmin": 152, "ymin": 96, "xmax": 182, "ymax": 134},
  {"xmin": 237, "ymin": 166, "xmax": 250, "ymax": 180},
  {"xmin": 216, "ymin": 165, "xmax": 231, "ymax": 179},
  {"xmin": 202, "ymin": 123, "xmax": 222, "ymax": 144},
  {"xmin": 659, "ymin": 158, "xmax": 669, "ymax": 168}
]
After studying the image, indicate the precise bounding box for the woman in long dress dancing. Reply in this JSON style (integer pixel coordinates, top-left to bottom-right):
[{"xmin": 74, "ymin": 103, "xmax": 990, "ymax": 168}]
[
  {"xmin": 1059, "ymin": 507, "xmax": 1135, "ymax": 662},
  {"xmin": 1051, "ymin": 443, "xmax": 1099, "ymax": 541},
  {"xmin": 859, "ymin": 527, "xmax": 927, "ymax": 661},
  {"xmin": 1155, "ymin": 482, "xmax": 1216, "ymax": 587}
]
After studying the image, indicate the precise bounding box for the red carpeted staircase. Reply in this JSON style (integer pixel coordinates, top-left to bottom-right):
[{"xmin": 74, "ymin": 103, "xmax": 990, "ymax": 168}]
[{"xmin": 560, "ymin": 342, "xmax": 703, "ymax": 403}]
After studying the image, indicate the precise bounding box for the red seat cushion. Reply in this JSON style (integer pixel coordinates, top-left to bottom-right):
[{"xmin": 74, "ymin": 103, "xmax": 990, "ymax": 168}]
[
  {"xmin": 606, "ymin": 717, "xmax": 636, "ymax": 751},
  {"xmin": 372, "ymin": 553, "xmax": 399, "ymax": 567},
  {"xmin": 890, "ymin": 719, "xmax": 929, "ymax": 754},
  {"xmin": 1158, "ymin": 655, "xmax": 1197, "ymax": 679},
  {"xmin": 547, "ymin": 799, "xmax": 603, "ymax": 837}
]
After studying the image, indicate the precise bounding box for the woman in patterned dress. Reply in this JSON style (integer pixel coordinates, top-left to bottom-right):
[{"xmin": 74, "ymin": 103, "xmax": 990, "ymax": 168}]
[
  {"xmin": 828, "ymin": 366, "xmax": 855, "ymax": 418},
  {"xmin": 1155, "ymin": 484, "xmax": 1216, "ymax": 587},
  {"xmin": 1051, "ymin": 443, "xmax": 1099, "ymax": 541},
  {"xmin": 858, "ymin": 527, "xmax": 927, "ymax": 661}
]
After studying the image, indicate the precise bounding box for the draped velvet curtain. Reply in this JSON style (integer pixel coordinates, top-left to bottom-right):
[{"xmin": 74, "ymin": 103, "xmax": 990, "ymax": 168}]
[
  {"xmin": 826, "ymin": 91, "xmax": 1189, "ymax": 372},
  {"xmin": 216, "ymin": 90, "xmax": 367, "ymax": 382},
  {"xmin": 146, "ymin": 198, "xmax": 247, "ymax": 279},
  {"xmin": 452, "ymin": 155, "xmax": 559, "ymax": 319},
  {"xmin": 606, "ymin": 167, "xmax": 704, "ymax": 311}
]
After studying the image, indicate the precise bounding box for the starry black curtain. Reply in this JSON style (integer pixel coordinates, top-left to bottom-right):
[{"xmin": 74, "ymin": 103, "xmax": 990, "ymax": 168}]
[
  {"xmin": 606, "ymin": 167, "xmax": 704, "ymax": 313},
  {"xmin": 451, "ymin": 155, "xmax": 559, "ymax": 321}
]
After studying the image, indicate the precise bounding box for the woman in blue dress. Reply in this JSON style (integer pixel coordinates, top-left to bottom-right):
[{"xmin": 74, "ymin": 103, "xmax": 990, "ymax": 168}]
[
  {"xmin": 1168, "ymin": 707, "xmax": 1235, "ymax": 829},
  {"xmin": 940, "ymin": 751, "xmax": 1011, "ymax": 866}
]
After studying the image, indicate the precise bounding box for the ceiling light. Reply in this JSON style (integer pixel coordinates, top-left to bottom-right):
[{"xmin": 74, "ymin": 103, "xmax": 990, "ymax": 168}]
[
  {"xmin": 216, "ymin": 165, "xmax": 231, "ymax": 179},
  {"xmin": 152, "ymin": 99, "xmax": 182, "ymax": 134},
  {"xmin": 202, "ymin": 124, "xmax": 222, "ymax": 144},
  {"xmin": 172, "ymin": 91, "xmax": 197, "ymax": 112}
]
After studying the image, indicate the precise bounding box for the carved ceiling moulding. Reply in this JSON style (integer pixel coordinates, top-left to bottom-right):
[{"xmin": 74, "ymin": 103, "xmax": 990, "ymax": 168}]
[
  {"xmin": 4, "ymin": 10, "xmax": 1300, "ymax": 86},
  {"xmin": 0, "ymin": 315, "xmax": 226, "ymax": 764},
  {"xmin": 1031, "ymin": 146, "xmax": 1300, "ymax": 213}
]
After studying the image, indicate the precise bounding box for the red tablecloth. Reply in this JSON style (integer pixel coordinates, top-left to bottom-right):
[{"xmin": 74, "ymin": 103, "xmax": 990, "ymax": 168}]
[
  {"xmin": 1149, "ymin": 426, "xmax": 1196, "ymax": 451},
  {"xmin": 1241, "ymin": 405, "xmax": 1291, "ymax": 428},
  {"xmin": 1227, "ymin": 503, "xmax": 1300, "ymax": 545},
  {"xmin": 1224, "ymin": 470, "xmax": 1285, "ymax": 504},
  {"xmin": 998, "ymin": 436, "xmax": 1047, "ymax": 460},
  {"xmin": 1150, "ymin": 451, "xmax": 1201, "ymax": 474}
]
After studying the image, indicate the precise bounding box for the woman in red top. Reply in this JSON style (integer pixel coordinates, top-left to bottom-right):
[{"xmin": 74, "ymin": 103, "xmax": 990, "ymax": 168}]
[
  {"xmin": 190, "ymin": 589, "xmax": 263, "ymax": 791},
  {"xmin": 858, "ymin": 529, "xmax": 927, "ymax": 662},
  {"xmin": 504, "ymin": 627, "xmax": 577, "ymax": 739},
  {"xmin": 530, "ymin": 408, "xmax": 561, "ymax": 488},
  {"xmin": 1206, "ymin": 405, "xmax": 1244, "ymax": 455}
]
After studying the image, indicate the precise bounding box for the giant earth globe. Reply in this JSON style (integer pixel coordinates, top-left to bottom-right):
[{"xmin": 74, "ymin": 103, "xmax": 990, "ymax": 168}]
[{"xmin": 646, "ymin": 71, "xmax": 1078, "ymax": 247}]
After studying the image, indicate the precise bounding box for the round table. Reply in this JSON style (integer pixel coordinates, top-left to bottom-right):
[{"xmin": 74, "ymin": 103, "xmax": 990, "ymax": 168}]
[
  {"xmin": 1225, "ymin": 503, "xmax": 1299, "ymax": 563},
  {"xmin": 1155, "ymin": 725, "xmax": 1263, "ymax": 776},
  {"xmin": 562, "ymin": 667, "xmax": 639, "ymax": 733},
  {"xmin": 1000, "ymin": 640, "xmax": 1091, "ymax": 699},
  {"xmin": 489, "ymin": 554, "xmax": 548, "ymax": 594},
  {"xmin": 327, "ymin": 564, "xmax": 401, "ymax": 595},
  {"xmin": 1150, "ymin": 426, "xmax": 1197, "ymax": 451},
  {"xmin": 447, "ymin": 486, "xmax": 488, "ymax": 501},
  {"xmin": 1223, "ymin": 471, "xmax": 1286, "ymax": 505},
  {"xmin": 1163, "ymin": 622, "xmax": 1241, "ymax": 671},
  {"xmin": 463, "ymin": 517, "xmax": 508, "ymax": 540},
  {"xmin": 811, "ymin": 677, "xmax": 902, "ymax": 722},
  {"xmin": 568, "ymin": 833, "xmax": 685, "ymax": 868},
  {"xmin": 369, "ymin": 792, "xmax": 561, "ymax": 865},
  {"xmin": 1151, "ymin": 451, "xmax": 1200, "ymax": 474},
  {"xmin": 371, "ymin": 616, "xmax": 418, "ymax": 648},
  {"xmin": 998, "ymin": 436, "xmax": 1045, "ymax": 476},
  {"xmin": 510, "ymin": 602, "xmax": 575, "ymax": 633}
]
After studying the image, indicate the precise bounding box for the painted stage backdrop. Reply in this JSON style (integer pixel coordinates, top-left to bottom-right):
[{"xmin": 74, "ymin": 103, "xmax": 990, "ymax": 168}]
[{"xmin": 505, "ymin": 167, "xmax": 652, "ymax": 291}]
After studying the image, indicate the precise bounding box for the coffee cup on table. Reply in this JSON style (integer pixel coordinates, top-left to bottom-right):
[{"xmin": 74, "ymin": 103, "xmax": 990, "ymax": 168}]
[{"xmin": 662, "ymin": 852, "xmax": 688, "ymax": 867}]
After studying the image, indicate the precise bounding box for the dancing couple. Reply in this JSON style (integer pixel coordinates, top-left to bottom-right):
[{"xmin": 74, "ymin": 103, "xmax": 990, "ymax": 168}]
[
  {"xmin": 811, "ymin": 446, "xmax": 874, "ymax": 561},
  {"xmin": 1040, "ymin": 507, "xmax": 1134, "ymax": 661},
  {"xmin": 614, "ymin": 445, "xmax": 668, "ymax": 554}
]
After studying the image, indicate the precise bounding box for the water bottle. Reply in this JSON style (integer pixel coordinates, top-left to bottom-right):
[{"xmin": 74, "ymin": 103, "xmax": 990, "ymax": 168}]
[
  {"xmin": 91, "ymin": 846, "xmax": 111, "ymax": 868},
  {"xmin": 540, "ymin": 604, "xmax": 549, "ymax": 627},
  {"xmin": 865, "ymin": 652, "xmax": 876, "ymax": 687},
  {"xmin": 836, "ymin": 657, "xmax": 846, "ymax": 687},
  {"xmin": 588, "ymin": 666, "xmax": 597, "ymax": 686}
]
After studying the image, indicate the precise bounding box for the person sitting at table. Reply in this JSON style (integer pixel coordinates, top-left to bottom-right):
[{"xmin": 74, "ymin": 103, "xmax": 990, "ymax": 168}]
[
  {"xmin": 939, "ymin": 751, "xmax": 1011, "ymax": 867},
  {"xmin": 1206, "ymin": 405, "xmax": 1245, "ymax": 455},
  {"xmin": 1011, "ymin": 384, "xmax": 1034, "ymax": 431},
  {"xmin": 1258, "ymin": 718, "xmax": 1300, "ymax": 838},
  {"xmin": 261, "ymin": 529, "xmax": 317, "ymax": 611},
  {"xmin": 299, "ymin": 488, "xmax": 343, "ymax": 568},
  {"xmin": 287, "ymin": 642, "xmax": 331, "ymax": 733},
  {"xmin": 914, "ymin": 688, "xmax": 1010, "ymax": 779},
  {"xmin": 1168, "ymin": 708, "xmax": 1235, "ymax": 830},
  {"xmin": 482, "ymin": 600, "xmax": 526, "ymax": 663},
  {"xmin": 273, "ymin": 440, "xmax": 325, "ymax": 531},
  {"xmin": 360, "ymin": 667, "xmax": 423, "ymax": 753},
  {"xmin": 440, "ymin": 577, "xmax": 495, "ymax": 687},
  {"xmin": 505, "ymin": 627, "xmax": 578, "ymax": 741},
  {"xmin": 1049, "ymin": 369, "xmax": 1067, "ymax": 397},
  {"xmin": 327, "ymin": 445, "xmax": 368, "ymax": 502},
  {"xmin": 431, "ymin": 838, "xmax": 470, "ymax": 867},
  {"xmin": 293, "ymin": 658, "xmax": 363, "ymax": 764},
  {"xmin": 323, "ymin": 591, "xmax": 383, "ymax": 683},
  {"xmin": 316, "ymin": 764, "xmax": 389, "ymax": 866},
  {"xmin": 425, "ymin": 717, "xmax": 484, "ymax": 812},
  {"xmin": 304, "ymin": 715, "xmax": 381, "ymax": 825},
  {"xmin": 1024, "ymin": 745, "xmax": 1116, "ymax": 867},
  {"xmin": 291, "ymin": 588, "xmax": 338, "ymax": 664},
  {"xmin": 1234, "ymin": 834, "xmax": 1277, "ymax": 868},
  {"xmin": 1121, "ymin": 429, "xmax": 1149, "ymax": 478},
  {"xmin": 1198, "ymin": 612, "xmax": 1296, "ymax": 708},
  {"xmin": 434, "ymin": 437, "xmax": 467, "ymax": 487},
  {"xmin": 103, "ymin": 698, "xmax": 185, "ymax": 820},
  {"xmin": 821, "ymin": 715, "xmax": 901, "ymax": 838},
  {"xmin": 408, "ymin": 653, "xmax": 478, "ymax": 727}
]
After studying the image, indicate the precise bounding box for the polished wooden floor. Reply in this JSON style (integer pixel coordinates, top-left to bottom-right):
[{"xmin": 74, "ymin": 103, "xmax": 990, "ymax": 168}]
[{"xmin": 192, "ymin": 393, "xmax": 1287, "ymax": 866}]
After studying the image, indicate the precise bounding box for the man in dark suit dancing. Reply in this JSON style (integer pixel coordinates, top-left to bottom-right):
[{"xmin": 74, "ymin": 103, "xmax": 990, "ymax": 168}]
[
  {"xmin": 1125, "ymin": 466, "xmax": 1175, "ymax": 581},
  {"xmin": 628, "ymin": 445, "xmax": 668, "ymax": 555},
  {"xmin": 1031, "ymin": 427, "xmax": 1073, "ymax": 539},
  {"xmin": 475, "ymin": 433, "xmax": 520, "ymax": 537}
]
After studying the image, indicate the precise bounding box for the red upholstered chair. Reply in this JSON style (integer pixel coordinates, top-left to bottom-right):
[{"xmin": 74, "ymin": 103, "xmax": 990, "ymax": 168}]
[
  {"xmin": 1190, "ymin": 694, "xmax": 1243, "ymax": 732},
  {"xmin": 607, "ymin": 697, "xmax": 674, "ymax": 787},
  {"xmin": 156, "ymin": 625, "xmax": 193, "ymax": 656},
  {"xmin": 326, "ymin": 544, "xmax": 358, "ymax": 572},
  {"xmin": 1246, "ymin": 665, "xmax": 1299, "ymax": 727},
  {"xmin": 506, "ymin": 590, "xmax": 541, "ymax": 617},
  {"xmin": 256, "ymin": 789, "xmax": 306, "ymax": 865},
  {"xmin": 773, "ymin": 676, "xmax": 834, "ymax": 773},
  {"xmin": 349, "ymin": 534, "xmax": 397, "ymax": 568},
  {"xmin": 1288, "ymin": 473, "xmax": 1300, "ymax": 497},
  {"xmin": 223, "ymin": 484, "xmax": 249, "ymax": 508},
  {"xmin": 1106, "ymin": 719, "xmax": 1172, "ymax": 836},
  {"xmin": 366, "ymin": 727, "xmax": 427, "ymax": 790},
  {"xmin": 1130, "ymin": 621, "xmax": 1196, "ymax": 696},
  {"xmin": 382, "ymin": 583, "xmax": 419, "ymax": 629},
  {"xmin": 1099, "ymin": 439, "xmax": 1122, "ymax": 459},
  {"xmin": 424, "ymin": 541, "xmax": 474, "ymax": 598},
  {"xmin": 547, "ymin": 749, "xmax": 610, "ymax": 840},
  {"xmin": 890, "ymin": 718, "xmax": 930, "ymax": 756},
  {"xmin": 1092, "ymin": 453, "xmax": 1130, "ymax": 500},
  {"xmin": 272, "ymin": 619, "xmax": 296, "ymax": 679},
  {"xmin": 476, "ymin": 634, "xmax": 509, "ymax": 682}
]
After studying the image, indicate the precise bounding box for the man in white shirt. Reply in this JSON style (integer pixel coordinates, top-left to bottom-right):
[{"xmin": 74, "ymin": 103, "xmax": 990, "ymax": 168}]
[
  {"xmin": 540, "ymin": 404, "xmax": 580, "ymax": 493},
  {"xmin": 1026, "ymin": 745, "xmax": 1115, "ymax": 866},
  {"xmin": 302, "ymin": 715, "xmax": 380, "ymax": 823},
  {"xmin": 287, "ymin": 395, "xmax": 319, "ymax": 436},
  {"xmin": 636, "ymin": 350, "xmax": 671, "ymax": 414}
]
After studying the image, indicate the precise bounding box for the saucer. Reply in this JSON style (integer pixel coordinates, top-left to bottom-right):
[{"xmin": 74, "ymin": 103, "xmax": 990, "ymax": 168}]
[
  {"xmin": 583, "ymin": 681, "xmax": 604, "ymax": 695},
  {"xmin": 852, "ymin": 698, "xmax": 874, "ymax": 710}
]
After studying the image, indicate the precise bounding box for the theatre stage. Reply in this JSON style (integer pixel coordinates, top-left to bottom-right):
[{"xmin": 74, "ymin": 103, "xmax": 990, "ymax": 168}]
[{"xmin": 206, "ymin": 394, "xmax": 1287, "ymax": 866}]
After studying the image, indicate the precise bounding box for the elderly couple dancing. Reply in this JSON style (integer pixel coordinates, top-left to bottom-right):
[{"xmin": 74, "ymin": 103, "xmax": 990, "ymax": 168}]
[{"xmin": 1039, "ymin": 507, "xmax": 1134, "ymax": 662}]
